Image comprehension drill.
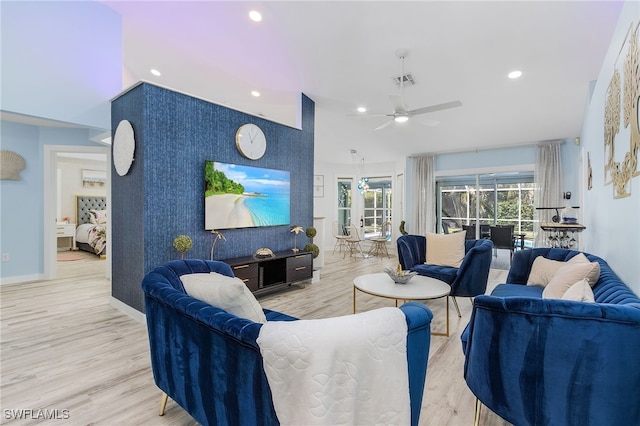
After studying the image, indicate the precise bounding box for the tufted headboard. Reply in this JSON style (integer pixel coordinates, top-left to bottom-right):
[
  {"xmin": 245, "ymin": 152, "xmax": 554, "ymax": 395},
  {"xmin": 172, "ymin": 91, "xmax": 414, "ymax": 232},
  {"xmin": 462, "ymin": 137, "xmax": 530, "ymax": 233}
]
[{"xmin": 76, "ymin": 195, "xmax": 107, "ymax": 225}]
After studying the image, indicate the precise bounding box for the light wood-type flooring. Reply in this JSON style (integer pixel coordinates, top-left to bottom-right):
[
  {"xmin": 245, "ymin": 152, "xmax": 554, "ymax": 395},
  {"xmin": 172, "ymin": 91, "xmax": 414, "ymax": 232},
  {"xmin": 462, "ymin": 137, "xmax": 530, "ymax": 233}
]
[{"xmin": 1, "ymin": 246, "xmax": 511, "ymax": 425}]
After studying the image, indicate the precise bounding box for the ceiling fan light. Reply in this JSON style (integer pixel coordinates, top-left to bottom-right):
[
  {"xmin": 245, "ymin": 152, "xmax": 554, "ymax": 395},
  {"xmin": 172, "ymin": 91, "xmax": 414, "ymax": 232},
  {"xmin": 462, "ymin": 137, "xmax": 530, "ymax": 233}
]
[
  {"xmin": 508, "ymin": 70, "xmax": 522, "ymax": 79},
  {"xmin": 394, "ymin": 115, "xmax": 409, "ymax": 123}
]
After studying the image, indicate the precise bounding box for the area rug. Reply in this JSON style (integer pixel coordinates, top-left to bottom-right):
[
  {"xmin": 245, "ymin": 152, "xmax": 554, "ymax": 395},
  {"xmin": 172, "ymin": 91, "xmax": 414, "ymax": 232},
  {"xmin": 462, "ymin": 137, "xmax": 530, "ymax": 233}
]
[{"xmin": 57, "ymin": 251, "xmax": 84, "ymax": 262}]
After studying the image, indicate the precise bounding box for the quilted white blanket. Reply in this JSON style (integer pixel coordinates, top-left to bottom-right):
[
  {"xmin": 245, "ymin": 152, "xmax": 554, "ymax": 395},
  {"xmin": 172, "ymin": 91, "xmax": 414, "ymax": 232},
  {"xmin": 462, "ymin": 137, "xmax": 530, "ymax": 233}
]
[{"xmin": 256, "ymin": 307, "xmax": 410, "ymax": 425}]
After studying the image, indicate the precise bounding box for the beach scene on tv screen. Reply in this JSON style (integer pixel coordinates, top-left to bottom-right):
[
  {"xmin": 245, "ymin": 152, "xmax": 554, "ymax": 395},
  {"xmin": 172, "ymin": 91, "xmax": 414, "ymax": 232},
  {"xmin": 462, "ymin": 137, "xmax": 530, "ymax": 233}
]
[{"xmin": 205, "ymin": 161, "xmax": 291, "ymax": 230}]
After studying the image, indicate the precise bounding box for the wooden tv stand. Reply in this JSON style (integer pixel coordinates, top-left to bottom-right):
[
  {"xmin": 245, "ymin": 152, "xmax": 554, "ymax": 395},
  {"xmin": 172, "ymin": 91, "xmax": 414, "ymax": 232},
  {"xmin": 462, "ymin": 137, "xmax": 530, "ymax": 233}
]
[{"xmin": 222, "ymin": 250, "xmax": 313, "ymax": 296}]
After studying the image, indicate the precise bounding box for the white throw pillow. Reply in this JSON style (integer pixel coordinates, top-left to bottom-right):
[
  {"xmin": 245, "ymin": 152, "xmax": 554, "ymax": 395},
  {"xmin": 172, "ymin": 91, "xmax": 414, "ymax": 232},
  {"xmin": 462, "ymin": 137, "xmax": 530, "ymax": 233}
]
[
  {"xmin": 526, "ymin": 257, "xmax": 566, "ymax": 287},
  {"xmin": 180, "ymin": 272, "xmax": 267, "ymax": 323},
  {"xmin": 559, "ymin": 279, "xmax": 595, "ymax": 302},
  {"xmin": 541, "ymin": 261, "xmax": 601, "ymax": 299},
  {"xmin": 425, "ymin": 231, "xmax": 466, "ymax": 268}
]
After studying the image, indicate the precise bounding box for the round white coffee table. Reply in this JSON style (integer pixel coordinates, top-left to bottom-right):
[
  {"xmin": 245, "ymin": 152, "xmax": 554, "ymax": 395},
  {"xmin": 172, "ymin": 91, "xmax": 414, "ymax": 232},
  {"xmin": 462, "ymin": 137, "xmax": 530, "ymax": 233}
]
[{"xmin": 353, "ymin": 272, "xmax": 451, "ymax": 336}]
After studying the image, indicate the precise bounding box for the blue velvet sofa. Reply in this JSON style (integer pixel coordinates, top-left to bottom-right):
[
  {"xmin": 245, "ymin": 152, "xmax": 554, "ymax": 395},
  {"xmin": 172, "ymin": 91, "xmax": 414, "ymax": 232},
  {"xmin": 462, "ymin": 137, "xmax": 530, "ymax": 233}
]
[
  {"xmin": 397, "ymin": 235, "xmax": 494, "ymax": 315},
  {"xmin": 142, "ymin": 259, "xmax": 434, "ymax": 426},
  {"xmin": 461, "ymin": 248, "xmax": 640, "ymax": 426}
]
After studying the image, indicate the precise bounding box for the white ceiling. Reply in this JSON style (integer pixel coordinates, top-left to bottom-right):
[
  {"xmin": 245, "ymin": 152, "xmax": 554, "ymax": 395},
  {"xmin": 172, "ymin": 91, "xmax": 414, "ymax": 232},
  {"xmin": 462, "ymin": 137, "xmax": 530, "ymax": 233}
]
[{"xmin": 103, "ymin": 1, "xmax": 623, "ymax": 165}]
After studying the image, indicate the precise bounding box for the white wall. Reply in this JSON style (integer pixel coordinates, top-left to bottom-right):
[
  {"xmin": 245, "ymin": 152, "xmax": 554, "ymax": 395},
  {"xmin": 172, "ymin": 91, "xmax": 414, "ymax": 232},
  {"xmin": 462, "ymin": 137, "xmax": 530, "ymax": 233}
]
[
  {"xmin": 313, "ymin": 159, "xmax": 405, "ymax": 253},
  {"xmin": 0, "ymin": 1, "xmax": 122, "ymax": 129},
  {"xmin": 0, "ymin": 123, "xmax": 108, "ymax": 282},
  {"xmin": 580, "ymin": 0, "xmax": 640, "ymax": 294},
  {"xmin": 0, "ymin": 1, "xmax": 121, "ymax": 283},
  {"xmin": 57, "ymin": 156, "xmax": 107, "ymax": 222}
]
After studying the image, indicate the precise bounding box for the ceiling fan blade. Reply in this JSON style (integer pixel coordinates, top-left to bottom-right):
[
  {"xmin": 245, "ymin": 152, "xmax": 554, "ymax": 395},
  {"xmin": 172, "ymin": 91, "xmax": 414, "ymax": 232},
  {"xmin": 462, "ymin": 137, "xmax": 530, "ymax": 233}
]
[
  {"xmin": 408, "ymin": 100, "xmax": 462, "ymax": 116},
  {"xmin": 388, "ymin": 94, "xmax": 406, "ymax": 113},
  {"xmin": 374, "ymin": 119, "xmax": 395, "ymax": 130},
  {"xmin": 417, "ymin": 118, "xmax": 441, "ymax": 127},
  {"xmin": 346, "ymin": 113, "xmax": 390, "ymax": 117}
]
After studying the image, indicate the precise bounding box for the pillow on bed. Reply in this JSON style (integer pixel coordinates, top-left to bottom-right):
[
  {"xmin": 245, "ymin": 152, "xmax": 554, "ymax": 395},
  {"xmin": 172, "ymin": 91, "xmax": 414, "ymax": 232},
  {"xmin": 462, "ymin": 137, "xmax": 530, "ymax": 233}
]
[
  {"xmin": 89, "ymin": 209, "xmax": 107, "ymax": 225},
  {"xmin": 180, "ymin": 272, "xmax": 267, "ymax": 323}
]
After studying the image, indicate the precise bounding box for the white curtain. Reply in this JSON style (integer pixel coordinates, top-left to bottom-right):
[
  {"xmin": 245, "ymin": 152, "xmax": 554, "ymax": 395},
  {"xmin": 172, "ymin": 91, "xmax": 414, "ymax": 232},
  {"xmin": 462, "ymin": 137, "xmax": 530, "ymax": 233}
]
[
  {"xmin": 534, "ymin": 143, "xmax": 563, "ymax": 247},
  {"xmin": 409, "ymin": 156, "xmax": 435, "ymax": 235}
]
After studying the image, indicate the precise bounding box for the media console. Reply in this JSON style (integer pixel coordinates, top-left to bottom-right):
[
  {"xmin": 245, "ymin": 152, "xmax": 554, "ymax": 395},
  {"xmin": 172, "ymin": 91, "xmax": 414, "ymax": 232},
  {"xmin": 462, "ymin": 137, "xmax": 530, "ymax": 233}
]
[{"xmin": 222, "ymin": 250, "xmax": 313, "ymax": 296}]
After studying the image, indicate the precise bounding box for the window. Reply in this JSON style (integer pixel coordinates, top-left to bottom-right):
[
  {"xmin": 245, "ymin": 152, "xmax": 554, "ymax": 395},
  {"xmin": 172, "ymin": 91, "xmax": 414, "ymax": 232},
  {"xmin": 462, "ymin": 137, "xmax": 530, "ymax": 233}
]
[
  {"xmin": 362, "ymin": 177, "xmax": 392, "ymax": 240},
  {"xmin": 437, "ymin": 172, "xmax": 535, "ymax": 244},
  {"xmin": 336, "ymin": 178, "xmax": 352, "ymax": 232}
]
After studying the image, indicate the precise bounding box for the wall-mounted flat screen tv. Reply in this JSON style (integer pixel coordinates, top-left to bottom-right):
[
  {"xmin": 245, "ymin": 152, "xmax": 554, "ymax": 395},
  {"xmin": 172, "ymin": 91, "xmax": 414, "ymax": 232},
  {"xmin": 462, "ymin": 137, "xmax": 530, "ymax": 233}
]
[{"xmin": 204, "ymin": 161, "xmax": 291, "ymax": 230}]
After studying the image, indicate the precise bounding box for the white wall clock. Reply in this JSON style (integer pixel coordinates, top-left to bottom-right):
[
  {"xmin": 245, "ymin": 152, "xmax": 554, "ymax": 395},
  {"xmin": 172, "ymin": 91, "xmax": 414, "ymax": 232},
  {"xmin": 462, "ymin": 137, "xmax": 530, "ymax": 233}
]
[
  {"xmin": 235, "ymin": 123, "xmax": 266, "ymax": 160},
  {"xmin": 113, "ymin": 119, "xmax": 135, "ymax": 176}
]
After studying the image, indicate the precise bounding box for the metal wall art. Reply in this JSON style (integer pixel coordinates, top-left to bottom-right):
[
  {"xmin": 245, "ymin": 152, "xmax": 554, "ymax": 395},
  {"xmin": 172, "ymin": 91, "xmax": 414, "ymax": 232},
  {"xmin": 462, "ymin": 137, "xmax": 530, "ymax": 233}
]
[{"xmin": 604, "ymin": 20, "xmax": 640, "ymax": 198}]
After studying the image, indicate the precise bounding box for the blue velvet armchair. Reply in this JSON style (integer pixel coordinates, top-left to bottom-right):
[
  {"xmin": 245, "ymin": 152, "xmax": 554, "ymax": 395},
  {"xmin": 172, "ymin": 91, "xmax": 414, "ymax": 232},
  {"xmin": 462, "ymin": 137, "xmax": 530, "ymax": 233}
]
[
  {"xmin": 142, "ymin": 259, "xmax": 434, "ymax": 426},
  {"xmin": 397, "ymin": 235, "xmax": 494, "ymax": 316},
  {"xmin": 461, "ymin": 248, "xmax": 640, "ymax": 426}
]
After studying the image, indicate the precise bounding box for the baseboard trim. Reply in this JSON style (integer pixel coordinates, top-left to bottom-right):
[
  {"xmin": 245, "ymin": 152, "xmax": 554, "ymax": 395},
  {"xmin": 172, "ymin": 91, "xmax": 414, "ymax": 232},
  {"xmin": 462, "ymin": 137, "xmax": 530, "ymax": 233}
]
[
  {"xmin": 110, "ymin": 296, "xmax": 146, "ymax": 324},
  {"xmin": 0, "ymin": 273, "xmax": 45, "ymax": 286}
]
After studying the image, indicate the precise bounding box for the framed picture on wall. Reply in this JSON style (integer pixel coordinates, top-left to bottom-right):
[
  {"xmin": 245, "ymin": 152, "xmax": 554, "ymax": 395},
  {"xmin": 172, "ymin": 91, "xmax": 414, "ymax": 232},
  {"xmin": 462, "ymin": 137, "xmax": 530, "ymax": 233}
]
[{"xmin": 314, "ymin": 175, "xmax": 324, "ymax": 197}]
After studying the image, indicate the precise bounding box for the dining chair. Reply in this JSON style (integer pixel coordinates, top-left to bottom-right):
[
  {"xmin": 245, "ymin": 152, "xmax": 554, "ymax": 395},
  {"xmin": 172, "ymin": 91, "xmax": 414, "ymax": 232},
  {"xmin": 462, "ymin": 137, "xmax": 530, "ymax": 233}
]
[
  {"xmin": 332, "ymin": 221, "xmax": 349, "ymax": 254},
  {"xmin": 489, "ymin": 225, "xmax": 515, "ymax": 262},
  {"xmin": 462, "ymin": 224, "xmax": 476, "ymax": 240},
  {"xmin": 344, "ymin": 223, "xmax": 365, "ymax": 259},
  {"xmin": 442, "ymin": 221, "xmax": 451, "ymax": 234},
  {"xmin": 368, "ymin": 221, "xmax": 390, "ymax": 258}
]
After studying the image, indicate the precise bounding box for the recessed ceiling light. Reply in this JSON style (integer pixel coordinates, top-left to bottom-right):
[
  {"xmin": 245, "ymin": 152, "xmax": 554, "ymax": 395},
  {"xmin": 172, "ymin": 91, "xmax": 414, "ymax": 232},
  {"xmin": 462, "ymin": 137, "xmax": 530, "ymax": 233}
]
[
  {"xmin": 249, "ymin": 10, "xmax": 262, "ymax": 22},
  {"xmin": 508, "ymin": 70, "xmax": 522, "ymax": 79},
  {"xmin": 251, "ymin": 90, "xmax": 261, "ymax": 97},
  {"xmin": 150, "ymin": 69, "xmax": 161, "ymax": 76},
  {"xmin": 357, "ymin": 106, "xmax": 366, "ymax": 113}
]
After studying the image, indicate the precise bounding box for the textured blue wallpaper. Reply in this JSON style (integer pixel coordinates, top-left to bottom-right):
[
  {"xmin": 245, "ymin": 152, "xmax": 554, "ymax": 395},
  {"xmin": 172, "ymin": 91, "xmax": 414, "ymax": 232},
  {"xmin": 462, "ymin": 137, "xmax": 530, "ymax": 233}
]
[{"xmin": 111, "ymin": 83, "xmax": 314, "ymax": 312}]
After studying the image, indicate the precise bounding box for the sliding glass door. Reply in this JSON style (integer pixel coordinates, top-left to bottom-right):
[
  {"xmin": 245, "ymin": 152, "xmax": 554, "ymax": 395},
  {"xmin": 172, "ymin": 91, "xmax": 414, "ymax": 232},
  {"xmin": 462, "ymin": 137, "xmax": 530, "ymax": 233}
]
[{"xmin": 437, "ymin": 172, "xmax": 535, "ymax": 244}]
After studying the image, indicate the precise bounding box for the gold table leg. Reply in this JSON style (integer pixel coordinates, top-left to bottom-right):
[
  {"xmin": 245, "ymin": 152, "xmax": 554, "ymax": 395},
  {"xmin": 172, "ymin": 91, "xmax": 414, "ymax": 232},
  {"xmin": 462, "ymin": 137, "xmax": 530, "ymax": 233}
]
[
  {"xmin": 353, "ymin": 286, "xmax": 356, "ymax": 314},
  {"xmin": 431, "ymin": 295, "xmax": 450, "ymax": 337}
]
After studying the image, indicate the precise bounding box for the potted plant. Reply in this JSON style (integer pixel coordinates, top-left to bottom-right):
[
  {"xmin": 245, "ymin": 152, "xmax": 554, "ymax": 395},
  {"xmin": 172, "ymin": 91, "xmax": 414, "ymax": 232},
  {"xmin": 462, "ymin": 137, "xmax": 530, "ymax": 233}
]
[
  {"xmin": 303, "ymin": 226, "xmax": 319, "ymax": 259},
  {"xmin": 173, "ymin": 235, "xmax": 193, "ymax": 259}
]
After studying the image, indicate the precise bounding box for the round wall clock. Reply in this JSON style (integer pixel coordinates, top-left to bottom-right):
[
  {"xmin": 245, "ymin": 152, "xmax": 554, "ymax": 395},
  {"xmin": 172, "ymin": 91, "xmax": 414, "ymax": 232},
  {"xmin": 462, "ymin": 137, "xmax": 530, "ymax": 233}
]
[
  {"xmin": 113, "ymin": 119, "xmax": 135, "ymax": 176},
  {"xmin": 235, "ymin": 123, "xmax": 266, "ymax": 160}
]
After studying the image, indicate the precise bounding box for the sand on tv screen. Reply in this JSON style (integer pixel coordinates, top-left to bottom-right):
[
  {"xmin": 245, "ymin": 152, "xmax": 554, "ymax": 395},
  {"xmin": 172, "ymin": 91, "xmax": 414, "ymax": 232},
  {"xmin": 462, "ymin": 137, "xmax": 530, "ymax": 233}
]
[{"xmin": 204, "ymin": 161, "xmax": 291, "ymax": 230}]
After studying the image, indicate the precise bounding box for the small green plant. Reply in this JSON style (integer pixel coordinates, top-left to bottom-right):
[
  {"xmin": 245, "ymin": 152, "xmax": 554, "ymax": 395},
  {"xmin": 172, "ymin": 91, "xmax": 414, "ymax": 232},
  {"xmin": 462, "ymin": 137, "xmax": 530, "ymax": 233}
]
[
  {"xmin": 303, "ymin": 243, "xmax": 319, "ymax": 258},
  {"xmin": 305, "ymin": 226, "xmax": 319, "ymax": 258},
  {"xmin": 173, "ymin": 235, "xmax": 193, "ymax": 259},
  {"xmin": 305, "ymin": 226, "xmax": 317, "ymax": 239}
]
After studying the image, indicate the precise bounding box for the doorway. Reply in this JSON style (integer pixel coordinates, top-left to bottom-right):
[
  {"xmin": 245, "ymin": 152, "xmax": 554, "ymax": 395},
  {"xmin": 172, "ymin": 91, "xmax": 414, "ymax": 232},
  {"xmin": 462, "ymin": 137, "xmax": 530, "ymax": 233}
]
[{"xmin": 44, "ymin": 145, "xmax": 110, "ymax": 280}]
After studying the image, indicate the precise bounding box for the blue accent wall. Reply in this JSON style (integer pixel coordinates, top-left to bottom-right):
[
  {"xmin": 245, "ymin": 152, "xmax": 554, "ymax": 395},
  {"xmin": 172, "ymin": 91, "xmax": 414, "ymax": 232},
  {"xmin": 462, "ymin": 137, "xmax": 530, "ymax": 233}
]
[{"xmin": 111, "ymin": 83, "xmax": 314, "ymax": 312}]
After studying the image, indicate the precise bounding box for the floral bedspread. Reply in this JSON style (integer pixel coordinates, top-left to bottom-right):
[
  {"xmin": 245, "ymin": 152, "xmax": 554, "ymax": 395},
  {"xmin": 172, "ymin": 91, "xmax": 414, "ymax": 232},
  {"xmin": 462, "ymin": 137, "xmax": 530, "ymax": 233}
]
[{"xmin": 88, "ymin": 224, "xmax": 106, "ymax": 255}]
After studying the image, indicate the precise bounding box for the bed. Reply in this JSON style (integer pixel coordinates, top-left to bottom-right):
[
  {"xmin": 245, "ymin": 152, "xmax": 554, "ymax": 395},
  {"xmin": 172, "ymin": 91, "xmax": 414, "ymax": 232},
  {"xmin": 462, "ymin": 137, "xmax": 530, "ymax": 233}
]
[{"xmin": 75, "ymin": 195, "xmax": 107, "ymax": 256}]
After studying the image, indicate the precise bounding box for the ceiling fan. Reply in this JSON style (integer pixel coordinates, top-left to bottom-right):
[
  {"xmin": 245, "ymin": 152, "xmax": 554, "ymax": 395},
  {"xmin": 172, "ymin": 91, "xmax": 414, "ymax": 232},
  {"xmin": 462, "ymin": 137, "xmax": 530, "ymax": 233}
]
[{"xmin": 364, "ymin": 49, "xmax": 462, "ymax": 130}]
